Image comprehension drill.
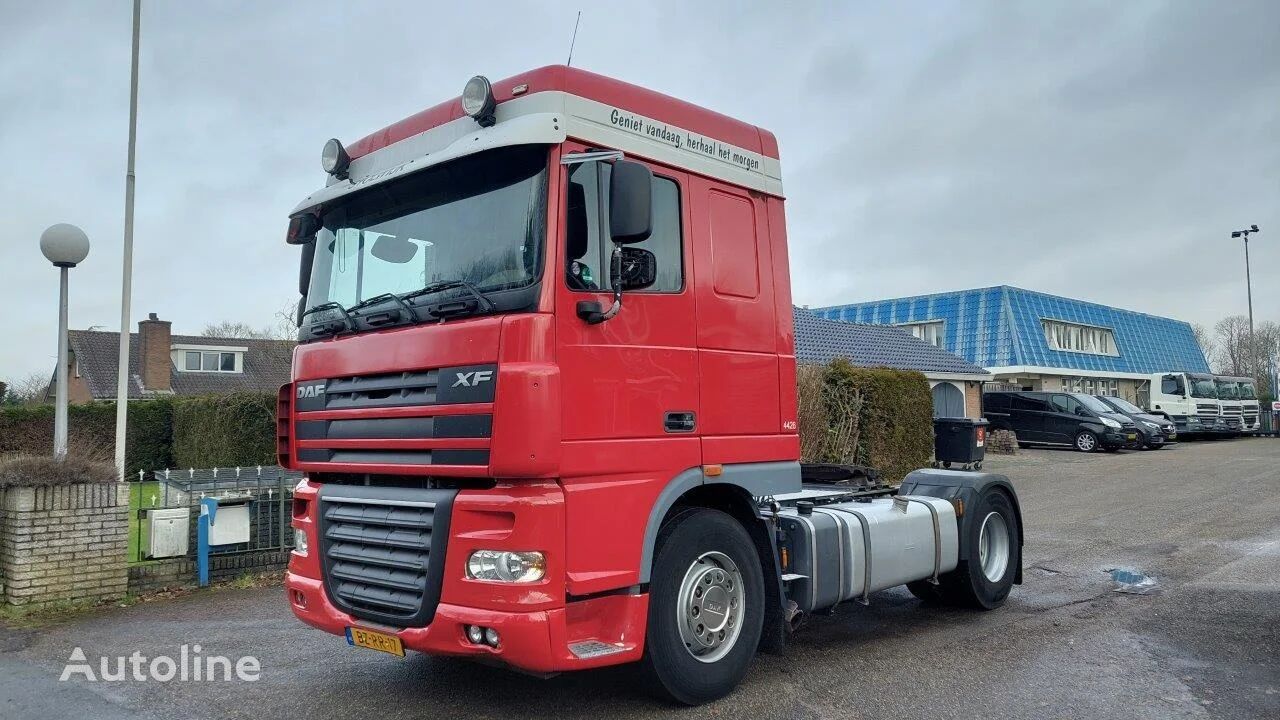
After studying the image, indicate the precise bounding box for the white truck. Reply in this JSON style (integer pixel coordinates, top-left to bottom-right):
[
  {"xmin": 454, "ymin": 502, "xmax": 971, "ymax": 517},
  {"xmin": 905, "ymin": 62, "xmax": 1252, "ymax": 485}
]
[
  {"xmin": 1145, "ymin": 371, "xmax": 1220, "ymax": 435},
  {"xmin": 1220, "ymin": 375, "xmax": 1261, "ymax": 433},
  {"xmin": 1214, "ymin": 376, "xmax": 1244, "ymax": 435}
]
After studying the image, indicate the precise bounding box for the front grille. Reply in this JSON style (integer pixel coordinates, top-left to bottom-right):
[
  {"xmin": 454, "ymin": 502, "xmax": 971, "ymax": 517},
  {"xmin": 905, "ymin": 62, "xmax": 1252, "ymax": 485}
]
[
  {"xmin": 295, "ymin": 364, "xmax": 497, "ymax": 412},
  {"xmin": 1196, "ymin": 403, "xmax": 1218, "ymax": 416},
  {"xmin": 317, "ymin": 484, "xmax": 457, "ymax": 627}
]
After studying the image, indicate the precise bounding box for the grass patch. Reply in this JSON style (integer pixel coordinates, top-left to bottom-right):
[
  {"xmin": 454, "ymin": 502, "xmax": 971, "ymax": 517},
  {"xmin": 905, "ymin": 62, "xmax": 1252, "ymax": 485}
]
[{"xmin": 0, "ymin": 596, "xmax": 139, "ymax": 629}]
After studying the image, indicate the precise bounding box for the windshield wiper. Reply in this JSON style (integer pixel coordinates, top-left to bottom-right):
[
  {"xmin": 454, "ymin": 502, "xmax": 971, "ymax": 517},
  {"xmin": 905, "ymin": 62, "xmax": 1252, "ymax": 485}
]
[
  {"xmin": 401, "ymin": 279, "xmax": 496, "ymax": 318},
  {"xmin": 299, "ymin": 301, "xmax": 356, "ymax": 337},
  {"xmin": 346, "ymin": 292, "xmax": 420, "ymax": 324}
]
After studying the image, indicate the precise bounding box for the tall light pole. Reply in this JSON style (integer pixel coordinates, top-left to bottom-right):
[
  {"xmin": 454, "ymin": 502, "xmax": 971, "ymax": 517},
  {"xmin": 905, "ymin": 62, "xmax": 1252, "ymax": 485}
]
[
  {"xmin": 1230, "ymin": 224, "xmax": 1261, "ymax": 376},
  {"xmin": 40, "ymin": 224, "xmax": 91, "ymax": 461},
  {"xmin": 114, "ymin": 0, "xmax": 142, "ymax": 481}
]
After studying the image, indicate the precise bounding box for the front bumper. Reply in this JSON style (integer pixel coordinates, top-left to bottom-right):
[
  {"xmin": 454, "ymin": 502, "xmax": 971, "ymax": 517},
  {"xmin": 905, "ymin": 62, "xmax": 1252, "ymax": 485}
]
[
  {"xmin": 285, "ymin": 573, "xmax": 647, "ymax": 673},
  {"xmin": 1101, "ymin": 430, "xmax": 1133, "ymax": 449}
]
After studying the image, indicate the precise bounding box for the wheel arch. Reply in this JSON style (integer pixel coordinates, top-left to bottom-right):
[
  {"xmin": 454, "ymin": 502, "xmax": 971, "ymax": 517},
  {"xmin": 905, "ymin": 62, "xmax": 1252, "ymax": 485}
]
[{"xmin": 640, "ymin": 462, "xmax": 799, "ymax": 652}]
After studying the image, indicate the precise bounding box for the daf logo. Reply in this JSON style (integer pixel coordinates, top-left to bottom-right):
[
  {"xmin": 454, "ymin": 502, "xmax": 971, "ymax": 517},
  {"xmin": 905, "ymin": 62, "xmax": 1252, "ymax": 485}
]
[
  {"xmin": 452, "ymin": 370, "xmax": 494, "ymax": 388},
  {"xmin": 296, "ymin": 384, "xmax": 326, "ymax": 399}
]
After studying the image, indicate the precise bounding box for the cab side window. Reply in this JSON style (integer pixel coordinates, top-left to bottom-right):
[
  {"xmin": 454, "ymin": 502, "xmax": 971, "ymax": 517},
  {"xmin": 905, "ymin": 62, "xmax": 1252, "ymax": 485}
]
[
  {"xmin": 565, "ymin": 161, "xmax": 683, "ymax": 292},
  {"xmin": 1051, "ymin": 394, "xmax": 1082, "ymax": 414}
]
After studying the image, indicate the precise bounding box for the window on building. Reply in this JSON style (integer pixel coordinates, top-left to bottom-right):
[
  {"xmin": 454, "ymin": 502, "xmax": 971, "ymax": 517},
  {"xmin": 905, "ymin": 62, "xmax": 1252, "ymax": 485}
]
[
  {"xmin": 182, "ymin": 350, "xmax": 239, "ymax": 373},
  {"xmin": 1042, "ymin": 319, "xmax": 1119, "ymax": 356},
  {"xmin": 899, "ymin": 320, "xmax": 944, "ymax": 347},
  {"xmin": 565, "ymin": 162, "xmax": 683, "ymax": 293}
]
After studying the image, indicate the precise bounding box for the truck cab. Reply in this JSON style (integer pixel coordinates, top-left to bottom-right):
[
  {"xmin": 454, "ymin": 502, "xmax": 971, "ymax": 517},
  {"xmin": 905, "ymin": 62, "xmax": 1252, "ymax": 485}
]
[
  {"xmin": 1222, "ymin": 375, "xmax": 1261, "ymax": 433},
  {"xmin": 1146, "ymin": 371, "xmax": 1217, "ymax": 434},
  {"xmin": 1214, "ymin": 376, "xmax": 1244, "ymax": 435},
  {"xmin": 279, "ymin": 67, "xmax": 1022, "ymax": 704}
]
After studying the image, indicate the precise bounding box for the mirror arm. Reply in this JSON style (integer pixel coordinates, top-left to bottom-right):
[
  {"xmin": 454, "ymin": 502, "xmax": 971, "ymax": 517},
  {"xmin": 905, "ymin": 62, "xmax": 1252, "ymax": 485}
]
[{"xmin": 577, "ymin": 245, "xmax": 623, "ymax": 325}]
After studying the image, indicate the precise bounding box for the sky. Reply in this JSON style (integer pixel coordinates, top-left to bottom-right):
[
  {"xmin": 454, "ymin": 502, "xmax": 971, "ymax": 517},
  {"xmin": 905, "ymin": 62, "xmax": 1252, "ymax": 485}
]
[{"xmin": 2, "ymin": 0, "xmax": 1277, "ymax": 384}]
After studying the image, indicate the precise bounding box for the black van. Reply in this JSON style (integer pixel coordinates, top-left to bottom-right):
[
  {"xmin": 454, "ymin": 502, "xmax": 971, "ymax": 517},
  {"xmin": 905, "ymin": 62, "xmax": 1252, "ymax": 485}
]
[{"xmin": 984, "ymin": 391, "xmax": 1139, "ymax": 452}]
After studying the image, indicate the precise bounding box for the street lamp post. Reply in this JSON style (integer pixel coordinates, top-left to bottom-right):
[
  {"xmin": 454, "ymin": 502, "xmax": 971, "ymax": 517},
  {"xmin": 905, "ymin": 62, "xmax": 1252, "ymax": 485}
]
[
  {"xmin": 1230, "ymin": 225, "xmax": 1261, "ymax": 375},
  {"xmin": 40, "ymin": 224, "xmax": 91, "ymax": 461}
]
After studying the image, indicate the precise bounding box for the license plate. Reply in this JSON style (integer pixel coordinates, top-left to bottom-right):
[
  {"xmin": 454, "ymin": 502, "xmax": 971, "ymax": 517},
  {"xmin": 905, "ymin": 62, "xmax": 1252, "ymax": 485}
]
[
  {"xmin": 1168, "ymin": 432, "xmax": 1177, "ymax": 439},
  {"xmin": 1126, "ymin": 433, "xmax": 1137, "ymax": 441},
  {"xmin": 346, "ymin": 627, "xmax": 405, "ymax": 657}
]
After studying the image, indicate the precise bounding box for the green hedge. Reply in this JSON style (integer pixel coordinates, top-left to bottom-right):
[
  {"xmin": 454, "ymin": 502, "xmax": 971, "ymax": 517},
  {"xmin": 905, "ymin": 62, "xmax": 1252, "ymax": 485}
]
[
  {"xmin": 171, "ymin": 393, "xmax": 277, "ymax": 469},
  {"xmin": 0, "ymin": 392, "xmax": 276, "ymax": 474},
  {"xmin": 801, "ymin": 360, "xmax": 935, "ymax": 483}
]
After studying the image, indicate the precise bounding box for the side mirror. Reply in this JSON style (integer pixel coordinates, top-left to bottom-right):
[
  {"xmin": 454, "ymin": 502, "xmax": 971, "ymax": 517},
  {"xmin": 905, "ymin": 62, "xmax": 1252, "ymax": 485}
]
[
  {"xmin": 619, "ymin": 247, "xmax": 657, "ymax": 290},
  {"xmin": 609, "ymin": 160, "xmax": 652, "ymax": 244},
  {"xmin": 287, "ymin": 213, "xmax": 319, "ymax": 245},
  {"xmin": 299, "ymin": 241, "xmax": 315, "ymax": 295},
  {"xmin": 369, "ymin": 234, "xmax": 419, "ymax": 264}
]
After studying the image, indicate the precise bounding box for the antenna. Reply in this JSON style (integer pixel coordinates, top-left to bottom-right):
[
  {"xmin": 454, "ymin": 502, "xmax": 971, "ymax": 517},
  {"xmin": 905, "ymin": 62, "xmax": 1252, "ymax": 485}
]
[{"xmin": 566, "ymin": 11, "xmax": 582, "ymax": 67}]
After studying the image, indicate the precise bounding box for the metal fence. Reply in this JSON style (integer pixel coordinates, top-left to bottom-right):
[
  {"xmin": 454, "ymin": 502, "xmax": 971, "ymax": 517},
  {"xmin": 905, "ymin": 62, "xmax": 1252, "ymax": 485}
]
[{"xmin": 127, "ymin": 466, "xmax": 302, "ymax": 565}]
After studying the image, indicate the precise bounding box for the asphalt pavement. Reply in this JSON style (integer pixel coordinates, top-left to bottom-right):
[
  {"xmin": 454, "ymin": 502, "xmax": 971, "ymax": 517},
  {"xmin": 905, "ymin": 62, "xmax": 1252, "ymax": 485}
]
[{"xmin": 2, "ymin": 438, "xmax": 1277, "ymax": 719}]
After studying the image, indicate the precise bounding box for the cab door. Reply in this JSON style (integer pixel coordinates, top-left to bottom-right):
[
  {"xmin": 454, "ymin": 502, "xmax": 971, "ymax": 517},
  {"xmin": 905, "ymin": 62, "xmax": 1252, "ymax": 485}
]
[
  {"xmin": 553, "ymin": 144, "xmax": 701, "ymax": 595},
  {"xmin": 554, "ymin": 143, "xmax": 698, "ymax": 443}
]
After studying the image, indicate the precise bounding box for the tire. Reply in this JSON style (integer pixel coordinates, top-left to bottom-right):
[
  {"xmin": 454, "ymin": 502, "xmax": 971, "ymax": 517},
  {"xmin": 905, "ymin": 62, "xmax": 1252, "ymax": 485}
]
[
  {"xmin": 1017, "ymin": 442, "xmax": 1030, "ymax": 449},
  {"xmin": 1075, "ymin": 430, "xmax": 1099, "ymax": 452},
  {"xmin": 911, "ymin": 488, "xmax": 1020, "ymax": 609},
  {"xmin": 639, "ymin": 509, "xmax": 764, "ymax": 705}
]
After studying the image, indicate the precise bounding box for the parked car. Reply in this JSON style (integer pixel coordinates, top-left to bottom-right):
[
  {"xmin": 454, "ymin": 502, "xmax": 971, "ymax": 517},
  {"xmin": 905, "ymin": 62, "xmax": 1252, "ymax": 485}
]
[
  {"xmin": 984, "ymin": 391, "xmax": 1140, "ymax": 452},
  {"xmin": 1094, "ymin": 395, "xmax": 1178, "ymax": 449}
]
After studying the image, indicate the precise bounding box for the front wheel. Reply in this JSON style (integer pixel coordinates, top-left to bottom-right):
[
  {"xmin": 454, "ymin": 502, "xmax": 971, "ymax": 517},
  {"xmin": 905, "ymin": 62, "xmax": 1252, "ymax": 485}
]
[
  {"xmin": 639, "ymin": 509, "xmax": 764, "ymax": 705},
  {"xmin": 1075, "ymin": 430, "xmax": 1099, "ymax": 452}
]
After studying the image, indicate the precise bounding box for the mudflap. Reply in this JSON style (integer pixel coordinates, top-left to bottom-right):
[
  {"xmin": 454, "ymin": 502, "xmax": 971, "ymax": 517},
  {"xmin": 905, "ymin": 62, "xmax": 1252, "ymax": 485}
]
[{"xmin": 898, "ymin": 469, "xmax": 1024, "ymax": 585}]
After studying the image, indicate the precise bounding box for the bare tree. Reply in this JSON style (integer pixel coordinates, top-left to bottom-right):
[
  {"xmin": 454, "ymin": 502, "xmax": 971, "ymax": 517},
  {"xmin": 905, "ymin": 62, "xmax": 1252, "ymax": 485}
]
[
  {"xmin": 271, "ymin": 298, "xmax": 301, "ymax": 340},
  {"xmin": 4, "ymin": 372, "xmax": 52, "ymax": 405},
  {"xmin": 1211, "ymin": 315, "xmax": 1251, "ymax": 376},
  {"xmin": 201, "ymin": 320, "xmax": 274, "ymax": 340}
]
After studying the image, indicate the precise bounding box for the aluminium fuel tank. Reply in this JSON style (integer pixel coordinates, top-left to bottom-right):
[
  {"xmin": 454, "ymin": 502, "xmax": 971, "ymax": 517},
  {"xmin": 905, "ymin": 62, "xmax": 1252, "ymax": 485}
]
[{"xmin": 778, "ymin": 496, "xmax": 959, "ymax": 613}]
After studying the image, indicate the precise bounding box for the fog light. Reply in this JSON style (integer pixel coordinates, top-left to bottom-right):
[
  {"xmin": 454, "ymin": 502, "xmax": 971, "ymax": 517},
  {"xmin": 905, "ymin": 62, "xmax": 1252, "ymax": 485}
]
[
  {"xmin": 466, "ymin": 550, "xmax": 545, "ymax": 583},
  {"xmin": 293, "ymin": 528, "xmax": 308, "ymax": 556},
  {"xmin": 483, "ymin": 628, "xmax": 500, "ymax": 647},
  {"xmin": 466, "ymin": 625, "xmax": 484, "ymax": 644}
]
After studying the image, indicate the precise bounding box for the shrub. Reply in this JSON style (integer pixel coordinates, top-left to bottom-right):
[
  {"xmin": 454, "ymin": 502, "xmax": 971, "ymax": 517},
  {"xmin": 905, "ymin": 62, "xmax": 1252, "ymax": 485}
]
[
  {"xmin": 797, "ymin": 359, "xmax": 934, "ymax": 483},
  {"xmin": 171, "ymin": 392, "xmax": 277, "ymax": 468},
  {"xmin": 0, "ymin": 455, "xmax": 116, "ymax": 488},
  {"xmin": 0, "ymin": 400, "xmax": 174, "ymax": 476}
]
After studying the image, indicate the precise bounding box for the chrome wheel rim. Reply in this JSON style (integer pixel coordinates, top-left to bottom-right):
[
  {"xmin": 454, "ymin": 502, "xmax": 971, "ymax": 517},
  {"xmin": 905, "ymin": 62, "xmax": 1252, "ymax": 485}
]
[
  {"xmin": 1077, "ymin": 433, "xmax": 1096, "ymax": 451},
  {"xmin": 677, "ymin": 551, "xmax": 745, "ymax": 663},
  {"xmin": 977, "ymin": 511, "xmax": 1011, "ymax": 582}
]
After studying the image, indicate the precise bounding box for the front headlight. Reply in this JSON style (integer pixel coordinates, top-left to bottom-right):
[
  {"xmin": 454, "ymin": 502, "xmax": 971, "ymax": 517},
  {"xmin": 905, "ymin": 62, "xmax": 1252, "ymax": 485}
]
[
  {"xmin": 466, "ymin": 550, "xmax": 546, "ymax": 583},
  {"xmin": 293, "ymin": 528, "xmax": 308, "ymax": 556},
  {"xmin": 1142, "ymin": 420, "xmax": 1160, "ymax": 430},
  {"xmin": 1101, "ymin": 417, "xmax": 1121, "ymax": 429}
]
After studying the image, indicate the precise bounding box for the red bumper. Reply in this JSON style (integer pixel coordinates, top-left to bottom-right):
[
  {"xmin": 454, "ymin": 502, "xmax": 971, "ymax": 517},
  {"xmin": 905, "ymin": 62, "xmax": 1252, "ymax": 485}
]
[{"xmin": 285, "ymin": 572, "xmax": 647, "ymax": 673}]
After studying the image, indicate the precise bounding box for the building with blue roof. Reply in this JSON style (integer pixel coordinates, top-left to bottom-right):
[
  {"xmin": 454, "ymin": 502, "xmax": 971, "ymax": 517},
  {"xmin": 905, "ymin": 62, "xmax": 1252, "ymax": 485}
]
[{"xmin": 813, "ymin": 286, "xmax": 1210, "ymax": 403}]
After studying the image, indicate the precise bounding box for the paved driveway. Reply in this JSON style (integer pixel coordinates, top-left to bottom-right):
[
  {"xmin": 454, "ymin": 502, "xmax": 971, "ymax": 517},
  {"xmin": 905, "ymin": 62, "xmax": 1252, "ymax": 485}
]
[{"xmin": 3, "ymin": 439, "xmax": 1278, "ymax": 719}]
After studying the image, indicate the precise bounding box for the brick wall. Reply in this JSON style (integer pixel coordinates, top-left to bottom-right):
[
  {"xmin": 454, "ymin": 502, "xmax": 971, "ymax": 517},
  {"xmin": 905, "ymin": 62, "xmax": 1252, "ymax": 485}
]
[
  {"xmin": 127, "ymin": 549, "xmax": 290, "ymax": 594},
  {"xmin": 965, "ymin": 381, "xmax": 983, "ymax": 419},
  {"xmin": 0, "ymin": 483, "xmax": 129, "ymax": 606}
]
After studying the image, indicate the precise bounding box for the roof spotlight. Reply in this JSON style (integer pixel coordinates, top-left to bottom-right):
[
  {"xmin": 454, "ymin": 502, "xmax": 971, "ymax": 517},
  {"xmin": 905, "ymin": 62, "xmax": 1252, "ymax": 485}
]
[
  {"xmin": 1250, "ymin": 224, "xmax": 1259, "ymax": 232},
  {"xmin": 462, "ymin": 75, "xmax": 497, "ymax": 128},
  {"xmin": 1232, "ymin": 231, "xmax": 1242, "ymax": 238},
  {"xmin": 321, "ymin": 138, "xmax": 350, "ymax": 179}
]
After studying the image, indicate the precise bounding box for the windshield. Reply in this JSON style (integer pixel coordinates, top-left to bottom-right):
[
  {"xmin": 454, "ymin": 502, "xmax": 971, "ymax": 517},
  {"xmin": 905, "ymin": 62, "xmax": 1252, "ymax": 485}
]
[
  {"xmin": 1073, "ymin": 393, "xmax": 1115, "ymax": 414},
  {"xmin": 1105, "ymin": 396, "xmax": 1144, "ymax": 414},
  {"xmin": 1215, "ymin": 381, "xmax": 1238, "ymax": 400},
  {"xmin": 303, "ymin": 145, "xmax": 548, "ymax": 319},
  {"xmin": 1238, "ymin": 382, "xmax": 1258, "ymax": 400},
  {"xmin": 1189, "ymin": 376, "xmax": 1218, "ymax": 398}
]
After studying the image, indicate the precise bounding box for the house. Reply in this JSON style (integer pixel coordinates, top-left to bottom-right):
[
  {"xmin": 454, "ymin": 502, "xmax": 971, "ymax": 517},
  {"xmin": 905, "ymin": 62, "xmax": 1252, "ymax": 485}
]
[
  {"xmin": 812, "ymin": 286, "xmax": 1210, "ymax": 405},
  {"xmin": 51, "ymin": 313, "xmax": 294, "ymax": 403},
  {"xmin": 793, "ymin": 307, "xmax": 993, "ymax": 418}
]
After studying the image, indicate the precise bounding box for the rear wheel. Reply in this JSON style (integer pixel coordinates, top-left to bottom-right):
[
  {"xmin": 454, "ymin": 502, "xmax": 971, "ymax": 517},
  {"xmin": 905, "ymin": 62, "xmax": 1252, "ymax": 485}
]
[
  {"xmin": 639, "ymin": 509, "xmax": 764, "ymax": 705},
  {"xmin": 909, "ymin": 488, "xmax": 1019, "ymax": 609},
  {"xmin": 1075, "ymin": 430, "xmax": 1099, "ymax": 452}
]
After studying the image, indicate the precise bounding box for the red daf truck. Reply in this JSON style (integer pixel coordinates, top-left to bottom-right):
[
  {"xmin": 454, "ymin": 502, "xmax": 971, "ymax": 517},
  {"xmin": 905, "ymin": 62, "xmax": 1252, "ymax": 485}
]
[{"xmin": 280, "ymin": 66, "xmax": 1023, "ymax": 704}]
